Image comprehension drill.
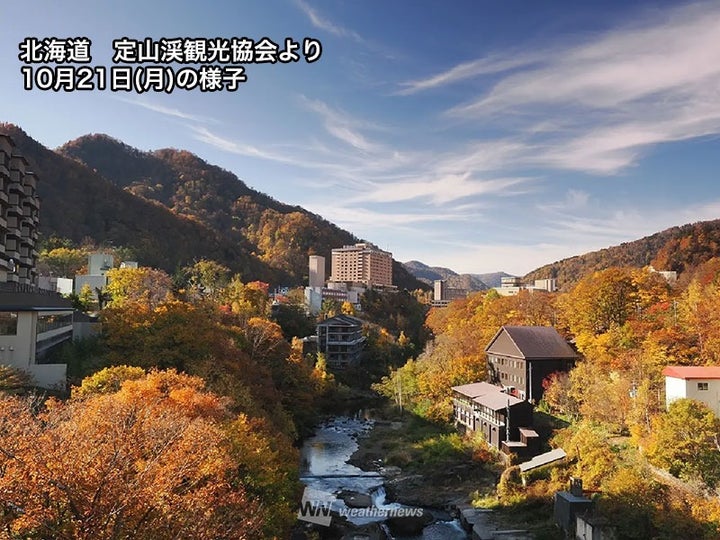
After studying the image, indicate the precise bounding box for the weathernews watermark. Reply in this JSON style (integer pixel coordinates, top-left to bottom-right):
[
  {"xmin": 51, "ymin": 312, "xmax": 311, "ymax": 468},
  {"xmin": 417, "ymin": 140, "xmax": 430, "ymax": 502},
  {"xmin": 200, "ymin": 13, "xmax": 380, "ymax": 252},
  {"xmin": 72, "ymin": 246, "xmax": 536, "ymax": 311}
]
[{"xmin": 297, "ymin": 487, "xmax": 424, "ymax": 527}]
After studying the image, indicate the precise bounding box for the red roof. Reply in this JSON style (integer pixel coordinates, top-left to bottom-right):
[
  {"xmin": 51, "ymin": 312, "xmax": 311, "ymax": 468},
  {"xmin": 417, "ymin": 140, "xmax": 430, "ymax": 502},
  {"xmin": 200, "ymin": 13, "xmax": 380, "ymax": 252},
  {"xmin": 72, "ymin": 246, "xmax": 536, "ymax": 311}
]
[{"xmin": 663, "ymin": 366, "xmax": 720, "ymax": 380}]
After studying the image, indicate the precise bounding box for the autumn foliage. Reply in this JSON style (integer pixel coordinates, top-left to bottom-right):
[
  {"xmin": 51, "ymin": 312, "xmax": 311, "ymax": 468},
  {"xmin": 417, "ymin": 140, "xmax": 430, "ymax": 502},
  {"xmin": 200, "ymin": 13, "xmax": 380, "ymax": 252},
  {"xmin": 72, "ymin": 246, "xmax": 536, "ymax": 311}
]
[{"xmin": 0, "ymin": 369, "xmax": 279, "ymax": 539}]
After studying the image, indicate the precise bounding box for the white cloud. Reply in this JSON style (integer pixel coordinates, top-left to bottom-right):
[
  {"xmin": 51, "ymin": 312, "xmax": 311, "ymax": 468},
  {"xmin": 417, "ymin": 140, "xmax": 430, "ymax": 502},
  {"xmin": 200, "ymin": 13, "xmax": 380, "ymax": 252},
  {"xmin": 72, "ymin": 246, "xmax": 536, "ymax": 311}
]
[
  {"xmin": 116, "ymin": 97, "xmax": 217, "ymax": 124},
  {"xmin": 294, "ymin": 0, "xmax": 364, "ymax": 42},
  {"xmin": 301, "ymin": 98, "xmax": 380, "ymax": 153},
  {"xmin": 304, "ymin": 204, "xmax": 476, "ymax": 230},
  {"xmin": 349, "ymin": 174, "xmax": 532, "ymax": 205},
  {"xmin": 398, "ymin": 2, "xmax": 720, "ymax": 176},
  {"xmin": 396, "ymin": 52, "xmax": 544, "ymax": 95}
]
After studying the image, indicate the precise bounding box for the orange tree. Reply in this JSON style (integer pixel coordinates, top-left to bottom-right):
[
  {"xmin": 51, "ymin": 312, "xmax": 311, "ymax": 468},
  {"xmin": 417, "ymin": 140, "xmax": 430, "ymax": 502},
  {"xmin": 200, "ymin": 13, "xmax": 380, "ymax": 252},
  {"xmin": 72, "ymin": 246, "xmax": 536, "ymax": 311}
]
[{"xmin": 0, "ymin": 369, "xmax": 279, "ymax": 539}]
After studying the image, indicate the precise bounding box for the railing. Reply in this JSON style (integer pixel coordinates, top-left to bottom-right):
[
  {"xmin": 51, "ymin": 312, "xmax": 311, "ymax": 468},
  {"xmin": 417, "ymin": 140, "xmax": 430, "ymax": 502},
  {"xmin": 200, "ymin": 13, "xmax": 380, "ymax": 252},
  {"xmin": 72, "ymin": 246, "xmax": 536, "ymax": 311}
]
[{"xmin": 0, "ymin": 281, "xmax": 65, "ymax": 297}]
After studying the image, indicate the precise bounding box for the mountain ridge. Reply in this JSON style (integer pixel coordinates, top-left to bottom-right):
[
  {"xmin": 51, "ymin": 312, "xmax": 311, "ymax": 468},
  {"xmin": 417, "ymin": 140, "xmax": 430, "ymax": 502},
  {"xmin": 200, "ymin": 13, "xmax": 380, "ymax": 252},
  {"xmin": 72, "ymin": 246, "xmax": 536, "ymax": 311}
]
[
  {"xmin": 1, "ymin": 124, "xmax": 427, "ymax": 290},
  {"xmin": 524, "ymin": 219, "xmax": 720, "ymax": 290},
  {"xmin": 401, "ymin": 260, "xmax": 493, "ymax": 290}
]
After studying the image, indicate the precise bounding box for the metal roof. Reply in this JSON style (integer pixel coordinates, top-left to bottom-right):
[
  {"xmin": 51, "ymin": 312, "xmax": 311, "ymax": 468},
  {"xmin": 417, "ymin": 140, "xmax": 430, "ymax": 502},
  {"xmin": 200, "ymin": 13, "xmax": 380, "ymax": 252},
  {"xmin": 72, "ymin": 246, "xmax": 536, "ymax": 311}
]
[
  {"xmin": 485, "ymin": 325, "xmax": 576, "ymax": 359},
  {"xmin": 663, "ymin": 365, "xmax": 720, "ymax": 380},
  {"xmin": 519, "ymin": 448, "xmax": 567, "ymax": 472},
  {"xmin": 316, "ymin": 314, "xmax": 364, "ymax": 327},
  {"xmin": 452, "ymin": 381, "xmax": 525, "ymax": 411}
]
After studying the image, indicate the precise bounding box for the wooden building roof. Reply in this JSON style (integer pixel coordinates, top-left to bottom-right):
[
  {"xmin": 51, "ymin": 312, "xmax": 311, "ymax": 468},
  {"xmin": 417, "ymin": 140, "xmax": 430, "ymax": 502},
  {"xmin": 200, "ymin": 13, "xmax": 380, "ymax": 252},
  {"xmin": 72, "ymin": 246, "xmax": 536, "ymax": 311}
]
[{"xmin": 485, "ymin": 325, "xmax": 576, "ymax": 360}]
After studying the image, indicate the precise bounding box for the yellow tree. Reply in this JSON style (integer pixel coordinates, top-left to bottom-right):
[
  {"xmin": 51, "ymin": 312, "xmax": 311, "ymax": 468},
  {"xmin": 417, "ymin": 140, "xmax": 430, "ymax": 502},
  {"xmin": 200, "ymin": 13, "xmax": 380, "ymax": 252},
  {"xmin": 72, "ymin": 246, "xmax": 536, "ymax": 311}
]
[{"xmin": 105, "ymin": 267, "xmax": 174, "ymax": 308}]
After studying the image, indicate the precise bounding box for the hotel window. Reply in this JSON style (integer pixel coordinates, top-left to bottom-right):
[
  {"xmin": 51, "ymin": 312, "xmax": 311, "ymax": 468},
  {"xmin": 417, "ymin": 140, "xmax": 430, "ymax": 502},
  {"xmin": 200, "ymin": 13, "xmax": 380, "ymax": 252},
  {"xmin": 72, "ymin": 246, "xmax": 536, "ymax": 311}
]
[
  {"xmin": 0, "ymin": 312, "xmax": 18, "ymax": 335},
  {"xmin": 698, "ymin": 382, "xmax": 709, "ymax": 391}
]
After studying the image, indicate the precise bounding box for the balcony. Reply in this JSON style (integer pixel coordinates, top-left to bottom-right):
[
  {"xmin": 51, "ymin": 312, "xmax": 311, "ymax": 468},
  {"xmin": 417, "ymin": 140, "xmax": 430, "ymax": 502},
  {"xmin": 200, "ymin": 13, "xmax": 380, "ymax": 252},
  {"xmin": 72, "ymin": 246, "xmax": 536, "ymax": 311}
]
[
  {"xmin": 6, "ymin": 226, "xmax": 21, "ymax": 240},
  {"xmin": 7, "ymin": 180, "xmax": 24, "ymax": 194},
  {"xmin": 23, "ymin": 173, "xmax": 37, "ymax": 189}
]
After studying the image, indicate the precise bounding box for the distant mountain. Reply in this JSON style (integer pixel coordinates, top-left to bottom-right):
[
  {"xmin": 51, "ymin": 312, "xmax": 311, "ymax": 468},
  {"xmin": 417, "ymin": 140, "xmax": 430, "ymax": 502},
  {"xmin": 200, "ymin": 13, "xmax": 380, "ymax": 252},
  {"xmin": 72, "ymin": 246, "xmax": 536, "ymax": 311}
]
[
  {"xmin": 2, "ymin": 124, "xmax": 426, "ymax": 290},
  {"xmin": 524, "ymin": 219, "xmax": 720, "ymax": 290},
  {"xmin": 471, "ymin": 272, "xmax": 513, "ymax": 289},
  {"xmin": 402, "ymin": 260, "xmax": 489, "ymax": 291}
]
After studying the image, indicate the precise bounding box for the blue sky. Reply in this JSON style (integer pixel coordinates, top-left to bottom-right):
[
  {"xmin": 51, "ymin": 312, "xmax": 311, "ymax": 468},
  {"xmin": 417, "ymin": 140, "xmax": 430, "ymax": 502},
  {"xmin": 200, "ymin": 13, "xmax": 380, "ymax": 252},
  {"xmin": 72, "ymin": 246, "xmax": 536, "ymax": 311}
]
[{"xmin": 2, "ymin": 1, "xmax": 720, "ymax": 275}]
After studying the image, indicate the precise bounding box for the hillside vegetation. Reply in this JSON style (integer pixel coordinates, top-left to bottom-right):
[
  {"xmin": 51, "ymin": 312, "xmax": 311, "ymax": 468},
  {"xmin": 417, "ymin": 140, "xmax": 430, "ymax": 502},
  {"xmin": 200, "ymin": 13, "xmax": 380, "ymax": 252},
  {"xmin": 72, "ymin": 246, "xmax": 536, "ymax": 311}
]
[
  {"xmin": 1, "ymin": 124, "xmax": 425, "ymax": 289},
  {"xmin": 525, "ymin": 220, "xmax": 720, "ymax": 290}
]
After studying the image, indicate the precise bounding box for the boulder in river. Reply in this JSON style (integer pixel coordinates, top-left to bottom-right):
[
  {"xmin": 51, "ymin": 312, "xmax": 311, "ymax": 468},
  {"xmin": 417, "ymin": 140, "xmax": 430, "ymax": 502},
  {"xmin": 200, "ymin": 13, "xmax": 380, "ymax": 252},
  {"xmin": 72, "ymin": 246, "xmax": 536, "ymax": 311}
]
[
  {"xmin": 338, "ymin": 490, "xmax": 373, "ymax": 508},
  {"xmin": 385, "ymin": 509, "xmax": 434, "ymax": 536}
]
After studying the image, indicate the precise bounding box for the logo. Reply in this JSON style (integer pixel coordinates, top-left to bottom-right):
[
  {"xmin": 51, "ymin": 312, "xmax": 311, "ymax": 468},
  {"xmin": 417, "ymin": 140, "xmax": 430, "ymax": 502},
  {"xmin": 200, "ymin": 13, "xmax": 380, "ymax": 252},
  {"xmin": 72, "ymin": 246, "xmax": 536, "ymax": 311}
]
[
  {"xmin": 297, "ymin": 487, "xmax": 427, "ymax": 527},
  {"xmin": 297, "ymin": 487, "xmax": 334, "ymax": 527}
]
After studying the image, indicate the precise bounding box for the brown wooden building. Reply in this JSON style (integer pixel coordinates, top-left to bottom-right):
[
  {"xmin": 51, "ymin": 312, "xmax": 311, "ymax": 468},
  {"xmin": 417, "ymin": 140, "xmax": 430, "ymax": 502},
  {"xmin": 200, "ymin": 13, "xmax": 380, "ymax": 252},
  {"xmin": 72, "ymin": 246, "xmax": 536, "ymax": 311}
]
[
  {"xmin": 486, "ymin": 326, "xmax": 577, "ymax": 403},
  {"xmin": 451, "ymin": 381, "xmax": 536, "ymax": 451}
]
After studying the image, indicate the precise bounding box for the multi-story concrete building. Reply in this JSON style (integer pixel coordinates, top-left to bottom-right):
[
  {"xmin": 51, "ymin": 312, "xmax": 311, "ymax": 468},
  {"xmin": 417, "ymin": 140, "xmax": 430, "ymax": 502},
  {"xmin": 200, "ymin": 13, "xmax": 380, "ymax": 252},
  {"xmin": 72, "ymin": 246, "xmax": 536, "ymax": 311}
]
[
  {"xmin": 74, "ymin": 252, "xmax": 114, "ymax": 296},
  {"xmin": 330, "ymin": 242, "xmax": 393, "ymax": 287},
  {"xmin": 0, "ymin": 134, "xmax": 72, "ymax": 389},
  {"xmin": 316, "ymin": 314, "xmax": 366, "ymax": 370},
  {"xmin": 0, "ymin": 135, "xmax": 40, "ymax": 285},
  {"xmin": 308, "ymin": 255, "xmax": 325, "ymax": 289},
  {"xmin": 494, "ymin": 276, "xmax": 557, "ymax": 296},
  {"xmin": 432, "ymin": 279, "xmax": 468, "ymax": 307}
]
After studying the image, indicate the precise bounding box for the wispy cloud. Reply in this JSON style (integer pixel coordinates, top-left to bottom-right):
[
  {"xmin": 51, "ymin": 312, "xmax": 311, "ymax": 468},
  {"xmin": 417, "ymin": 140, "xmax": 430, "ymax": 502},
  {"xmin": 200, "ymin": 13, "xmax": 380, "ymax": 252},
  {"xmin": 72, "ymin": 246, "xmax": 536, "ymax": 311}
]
[
  {"xmin": 190, "ymin": 126, "xmax": 350, "ymax": 174},
  {"xmin": 116, "ymin": 97, "xmax": 218, "ymax": 124},
  {"xmin": 400, "ymin": 2, "xmax": 720, "ymax": 176},
  {"xmin": 396, "ymin": 53, "xmax": 543, "ymax": 95},
  {"xmin": 301, "ymin": 98, "xmax": 380, "ymax": 153},
  {"xmin": 303, "ymin": 204, "xmax": 475, "ymax": 229},
  {"xmin": 294, "ymin": 0, "xmax": 364, "ymax": 43},
  {"xmin": 349, "ymin": 175, "xmax": 532, "ymax": 205},
  {"xmin": 434, "ymin": 197, "xmax": 720, "ymax": 275}
]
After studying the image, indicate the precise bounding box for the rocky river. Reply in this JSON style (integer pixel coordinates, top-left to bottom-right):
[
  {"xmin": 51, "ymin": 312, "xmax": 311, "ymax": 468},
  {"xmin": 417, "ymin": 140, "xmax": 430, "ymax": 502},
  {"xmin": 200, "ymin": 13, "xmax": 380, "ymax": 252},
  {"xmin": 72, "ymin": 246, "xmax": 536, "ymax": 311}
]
[{"xmin": 296, "ymin": 414, "xmax": 470, "ymax": 539}]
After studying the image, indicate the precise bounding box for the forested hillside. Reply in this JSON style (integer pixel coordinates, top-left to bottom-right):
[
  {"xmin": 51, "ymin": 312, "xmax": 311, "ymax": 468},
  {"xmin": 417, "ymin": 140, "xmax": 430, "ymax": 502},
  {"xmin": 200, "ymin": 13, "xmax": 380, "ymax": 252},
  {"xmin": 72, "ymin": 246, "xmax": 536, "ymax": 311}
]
[
  {"xmin": 376, "ymin": 259, "xmax": 720, "ymax": 537},
  {"xmin": 57, "ymin": 132, "xmax": 424, "ymax": 289},
  {"xmin": 0, "ymin": 124, "xmax": 425, "ymax": 288},
  {"xmin": 2, "ymin": 124, "xmax": 273, "ymax": 278},
  {"xmin": 525, "ymin": 219, "xmax": 720, "ymax": 290}
]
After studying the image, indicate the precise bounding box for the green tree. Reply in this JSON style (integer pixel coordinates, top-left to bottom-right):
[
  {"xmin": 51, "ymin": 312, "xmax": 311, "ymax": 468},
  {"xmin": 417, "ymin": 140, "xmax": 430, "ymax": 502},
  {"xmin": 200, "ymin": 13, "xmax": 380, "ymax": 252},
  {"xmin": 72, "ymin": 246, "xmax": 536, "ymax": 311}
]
[
  {"xmin": 184, "ymin": 259, "xmax": 231, "ymax": 299},
  {"xmin": 39, "ymin": 246, "xmax": 87, "ymax": 277},
  {"xmin": 647, "ymin": 398, "xmax": 720, "ymax": 487}
]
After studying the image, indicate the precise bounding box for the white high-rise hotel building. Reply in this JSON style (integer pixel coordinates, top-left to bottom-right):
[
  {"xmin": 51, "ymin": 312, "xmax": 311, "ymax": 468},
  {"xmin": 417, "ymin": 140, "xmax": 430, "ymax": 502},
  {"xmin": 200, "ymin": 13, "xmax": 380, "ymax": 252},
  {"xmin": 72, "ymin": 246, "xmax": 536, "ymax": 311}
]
[{"xmin": 330, "ymin": 242, "xmax": 393, "ymax": 287}]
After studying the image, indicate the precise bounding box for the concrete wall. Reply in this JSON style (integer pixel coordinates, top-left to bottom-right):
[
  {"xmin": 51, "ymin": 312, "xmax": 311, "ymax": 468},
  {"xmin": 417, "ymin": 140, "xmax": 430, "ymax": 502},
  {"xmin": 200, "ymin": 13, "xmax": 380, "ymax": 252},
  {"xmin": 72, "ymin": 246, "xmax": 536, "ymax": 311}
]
[
  {"xmin": 0, "ymin": 310, "xmax": 72, "ymax": 389},
  {"xmin": 0, "ymin": 311, "xmax": 35, "ymax": 368},
  {"xmin": 74, "ymin": 274, "xmax": 107, "ymax": 296},
  {"xmin": 666, "ymin": 376, "xmax": 720, "ymax": 417}
]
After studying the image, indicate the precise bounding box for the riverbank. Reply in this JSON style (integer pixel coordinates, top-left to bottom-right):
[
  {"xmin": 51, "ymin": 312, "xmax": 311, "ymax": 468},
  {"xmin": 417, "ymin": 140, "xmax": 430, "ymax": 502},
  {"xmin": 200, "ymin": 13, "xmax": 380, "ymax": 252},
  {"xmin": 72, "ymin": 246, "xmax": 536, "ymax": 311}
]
[{"xmin": 348, "ymin": 406, "xmax": 499, "ymax": 508}]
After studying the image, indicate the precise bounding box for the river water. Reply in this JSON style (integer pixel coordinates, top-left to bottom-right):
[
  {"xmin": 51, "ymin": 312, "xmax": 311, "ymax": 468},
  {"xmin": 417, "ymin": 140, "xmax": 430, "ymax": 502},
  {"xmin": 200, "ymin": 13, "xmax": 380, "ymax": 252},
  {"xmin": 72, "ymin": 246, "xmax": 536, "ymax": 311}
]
[{"xmin": 299, "ymin": 414, "xmax": 469, "ymax": 539}]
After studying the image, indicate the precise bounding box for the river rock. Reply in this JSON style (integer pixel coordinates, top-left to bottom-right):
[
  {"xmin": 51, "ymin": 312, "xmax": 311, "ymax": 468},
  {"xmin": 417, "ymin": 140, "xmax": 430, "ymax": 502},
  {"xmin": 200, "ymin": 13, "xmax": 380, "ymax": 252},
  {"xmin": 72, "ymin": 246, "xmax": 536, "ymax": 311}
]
[
  {"xmin": 338, "ymin": 490, "xmax": 373, "ymax": 508},
  {"xmin": 380, "ymin": 465, "xmax": 402, "ymax": 477},
  {"xmin": 385, "ymin": 509, "xmax": 434, "ymax": 536}
]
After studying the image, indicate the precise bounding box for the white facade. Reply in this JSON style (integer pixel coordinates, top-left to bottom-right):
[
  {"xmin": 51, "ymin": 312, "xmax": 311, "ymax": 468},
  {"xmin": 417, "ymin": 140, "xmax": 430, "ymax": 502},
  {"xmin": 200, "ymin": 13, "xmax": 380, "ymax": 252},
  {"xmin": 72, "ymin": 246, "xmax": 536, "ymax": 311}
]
[
  {"xmin": 74, "ymin": 274, "xmax": 108, "ymax": 295},
  {"xmin": 74, "ymin": 252, "xmax": 115, "ymax": 297},
  {"xmin": 665, "ymin": 376, "xmax": 720, "ymax": 417},
  {"xmin": 664, "ymin": 366, "xmax": 720, "ymax": 417},
  {"xmin": 38, "ymin": 276, "xmax": 74, "ymax": 295},
  {"xmin": 0, "ymin": 309, "xmax": 72, "ymax": 389}
]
